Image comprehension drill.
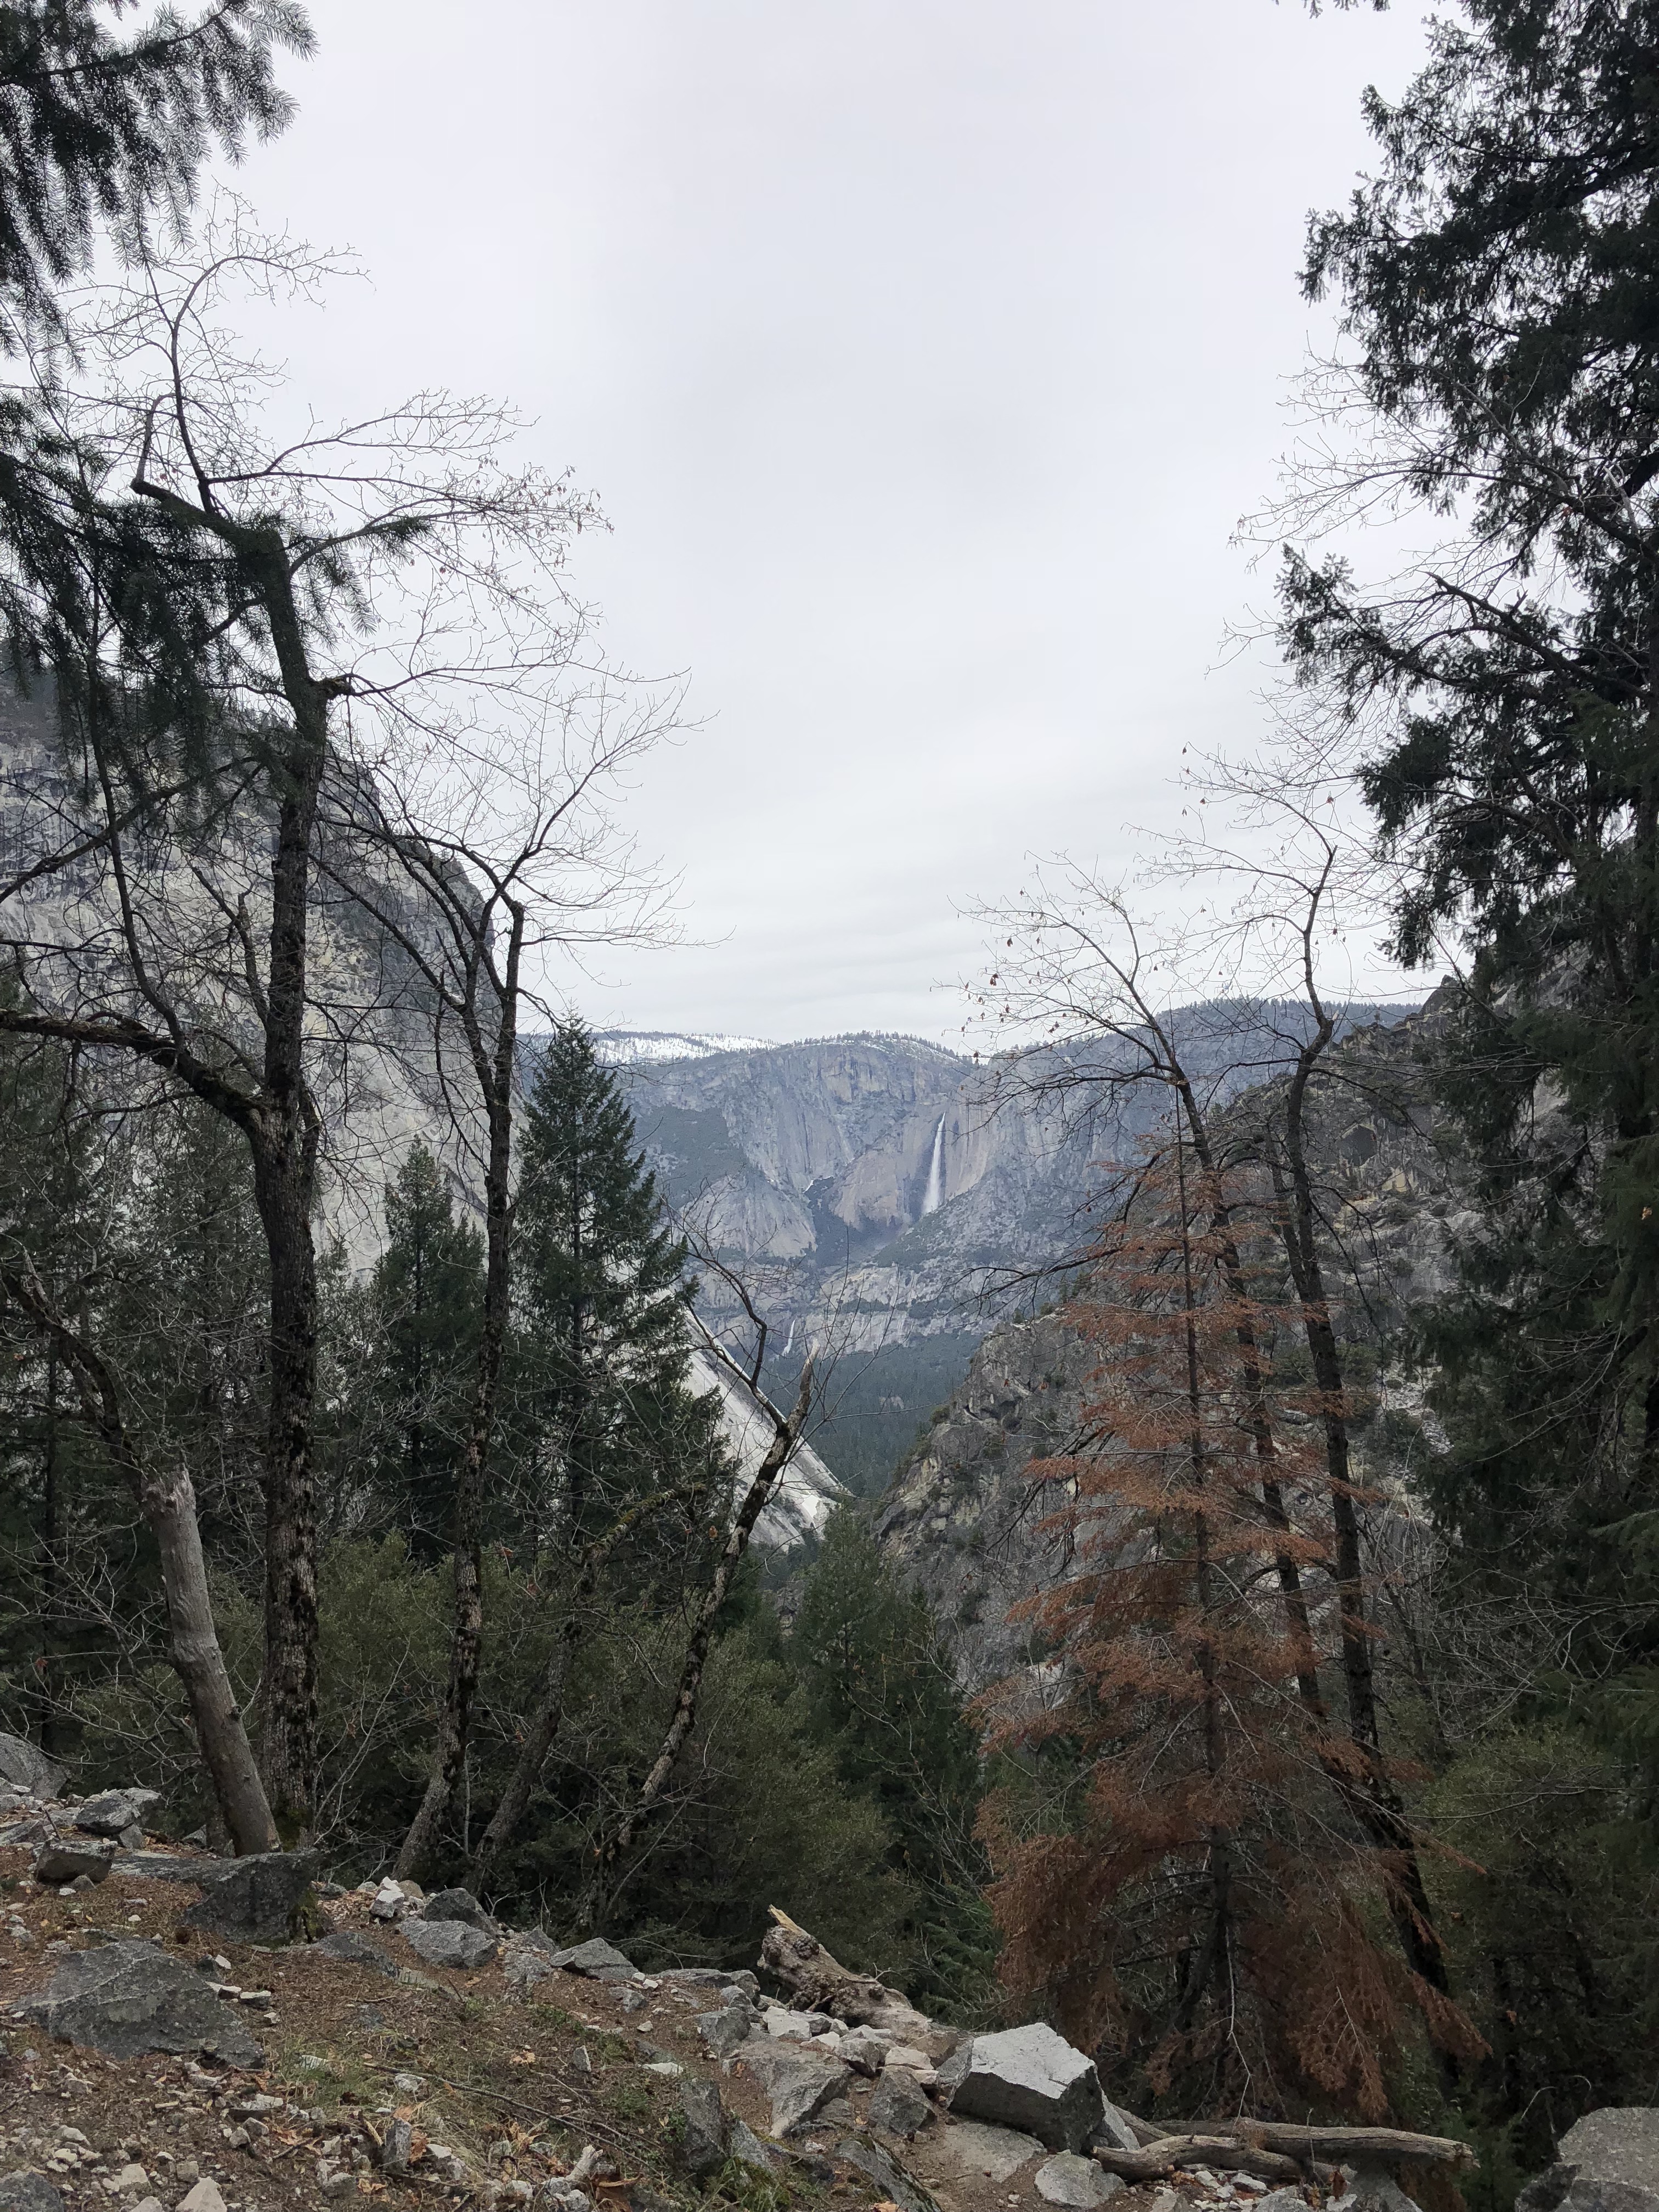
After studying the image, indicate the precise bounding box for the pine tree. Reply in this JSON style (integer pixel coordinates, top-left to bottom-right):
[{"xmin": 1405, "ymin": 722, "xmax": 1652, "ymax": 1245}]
[
  {"xmin": 514, "ymin": 1022, "xmax": 721, "ymax": 1545},
  {"xmin": 791, "ymin": 1508, "xmax": 996, "ymax": 2017},
  {"xmin": 366, "ymin": 1144, "xmax": 483, "ymax": 1561},
  {"xmin": 980, "ymin": 1145, "xmax": 1477, "ymax": 2117},
  {"xmin": 1283, "ymin": 3, "xmax": 1659, "ymax": 1746}
]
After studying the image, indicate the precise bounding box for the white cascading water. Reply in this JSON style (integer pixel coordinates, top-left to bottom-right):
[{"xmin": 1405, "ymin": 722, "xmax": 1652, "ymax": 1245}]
[{"xmin": 922, "ymin": 1114, "xmax": 946, "ymax": 1215}]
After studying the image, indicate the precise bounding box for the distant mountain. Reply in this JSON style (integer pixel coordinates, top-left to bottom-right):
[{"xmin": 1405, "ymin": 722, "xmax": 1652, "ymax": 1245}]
[
  {"xmin": 594, "ymin": 1029, "xmax": 776, "ymax": 1064},
  {"xmin": 608, "ymin": 1009, "xmax": 1420, "ymax": 1506}
]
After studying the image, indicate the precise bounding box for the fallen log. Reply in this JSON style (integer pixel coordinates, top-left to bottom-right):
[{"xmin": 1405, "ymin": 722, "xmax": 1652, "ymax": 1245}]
[
  {"xmin": 1093, "ymin": 2124, "xmax": 1476, "ymax": 2184},
  {"xmin": 1091, "ymin": 2138, "xmax": 1306, "ymax": 2186},
  {"xmin": 1197, "ymin": 2125, "xmax": 1476, "ymax": 2171}
]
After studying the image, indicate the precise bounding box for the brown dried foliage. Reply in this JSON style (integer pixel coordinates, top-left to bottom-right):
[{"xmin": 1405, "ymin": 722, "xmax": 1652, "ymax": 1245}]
[{"xmin": 978, "ymin": 1147, "xmax": 1479, "ymax": 2119}]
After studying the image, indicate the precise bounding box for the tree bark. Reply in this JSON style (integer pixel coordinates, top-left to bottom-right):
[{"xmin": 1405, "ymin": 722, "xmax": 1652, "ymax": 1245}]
[
  {"xmin": 583, "ymin": 1358, "xmax": 813, "ymax": 1928},
  {"xmin": 395, "ymin": 907, "xmax": 523, "ymax": 1881},
  {"xmin": 1272, "ymin": 1019, "xmax": 1452, "ymax": 2010},
  {"xmin": 0, "ymin": 1261, "xmax": 278, "ymax": 1853}
]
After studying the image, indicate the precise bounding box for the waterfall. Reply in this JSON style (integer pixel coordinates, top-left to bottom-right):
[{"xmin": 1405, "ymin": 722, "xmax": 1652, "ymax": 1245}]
[
  {"xmin": 782, "ymin": 1317, "xmax": 795, "ymax": 1357},
  {"xmin": 922, "ymin": 1114, "xmax": 946, "ymax": 1215}
]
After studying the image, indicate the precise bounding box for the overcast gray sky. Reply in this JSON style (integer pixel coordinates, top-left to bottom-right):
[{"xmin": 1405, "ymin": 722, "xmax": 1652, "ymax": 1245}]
[{"xmin": 239, "ymin": 1, "xmax": 1432, "ymax": 1045}]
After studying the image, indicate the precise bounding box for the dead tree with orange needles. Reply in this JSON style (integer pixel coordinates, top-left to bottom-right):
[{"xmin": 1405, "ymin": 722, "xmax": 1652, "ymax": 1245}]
[{"xmin": 979, "ymin": 1136, "xmax": 1477, "ymax": 2117}]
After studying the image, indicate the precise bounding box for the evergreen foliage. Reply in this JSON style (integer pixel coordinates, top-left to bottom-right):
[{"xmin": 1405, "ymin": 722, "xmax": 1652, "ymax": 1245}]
[
  {"xmin": 513, "ymin": 1023, "xmax": 726, "ymax": 1547},
  {"xmin": 364, "ymin": 1144, "xmax": 483, "ymax": 1560},
  {"xmin": 790, "ymin": 1509, "xmax": 996, "ymax": 2018}
]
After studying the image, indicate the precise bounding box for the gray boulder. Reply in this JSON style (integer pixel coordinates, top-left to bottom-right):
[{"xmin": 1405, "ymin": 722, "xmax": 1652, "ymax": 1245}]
[
  {"xmin": 0, "ymin": 1735, "xmax": 65, "ymax": 1800},
  {"xmin": 869, "ymin": 2069, "xmax": 933, "ymax": 2140},
  {"xmin": 306, "ymin": 1929, "xmax": 398, "ymax": 1977},
  {"xmin": 1036, "ymin": 2153, "xmax": 1124, "ymax": 2208},
  {"xmin": 938, "ymin": 2024, "xmax": 1105, "ymax": 2152},
  {"xmin": 834, "ymin": 2134, "xmax": 943, "ymax": 2212},
  {"xmin": 924, "ymin": 2118, "xmax": 1045, "ymax": 2183},
  {"xmin": 734, "ymin": 2038, "xmax": 853, "ymax": 2137},
  {"xmin": 13, "ymin": 1938, "xmax": 263, "ymax": 2066},
  {"xmin": 697, "ymin": 2001, "xmax": 756, "ymax": 2059},
  {"xmin": 547, "ymin": 1937, "xmax": 640, "ymax": 1982},
  {"xmin": 32, "ymin": 1840, "xmax": 114, "ymax": 1885},
  {"xmin": 1345, "ymin": 2174, "xmax": 1429, "ymax": 2212},
  {"xmin": 72, "ymin": 1789, "xmax": 160, "ymax": 1839},
  {"xmin": 1093, "ymin": 2101, "xmax": 1141, "ymax": 2156},
  {"xmin": 402, "ymin": 1920, "xmax": 498, "ymax": 1970},
  {"xmin": 674, "ymin": 2078, "xmax": 729, "ymax": 2179},
  {"xmin": 1536, "ymin": 2111, "xmax": 1659, "ymax": 2212},
  {"xmin": 1562, "ymin": 2114, "xmax": 1659, "ymax": 2195},
  {"xmin": 181, "ymin": 1848, "xmax": 318, "ymax": 1945},
  {"xmin": 657, "ymin": 1966, "xmax": 729, "ymax": 1989},
  {"xmin": 504, "ymin": 1944, "xmax": 557, "ymax": 1991},
  {"xmin": 422, "ymin": 1887, "xmax": 492, "ymax": 1929},
  {"xmin": 0, "ymin": 2179, "xmax": 65, "ymax": 2212},
  {"xmin": 1517, "ymin": 2175, "xmax": 1575, "ymax": 2212},
  {"xmin": 728, "ymin": 2120, "xmax": 783, "ymax": 2172},
  {"xmin": 379, "ymin": 2119, "xmax": 414, "ymax": 2176}
]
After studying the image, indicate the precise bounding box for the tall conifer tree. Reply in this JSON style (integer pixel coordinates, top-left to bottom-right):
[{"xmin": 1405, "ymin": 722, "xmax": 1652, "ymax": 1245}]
[
  {"xmin": 367, "ymin": 1144, "xmax": 483, "ymax": 1561},
  {"xmin": 514, "ymin": 1022, "xmax": 723, "ymax": 1544}
]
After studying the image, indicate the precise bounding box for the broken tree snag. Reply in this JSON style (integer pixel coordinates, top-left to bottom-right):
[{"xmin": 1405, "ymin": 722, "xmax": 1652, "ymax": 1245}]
[
  {"xmin": 1091, "ymin": 2140, "xmax": 1305, "ymax": 2186},
  {"xmin": 1210, "ymin": 2126, "xmax": 1476, "ymax": 2171},
  {"xmin": 759, "ymin": 1906, "xmax": 949, "ymax": 2053},
  {"xmin": 761, "ymin": 1906, "xmax": 891, "ymax": 2022}
]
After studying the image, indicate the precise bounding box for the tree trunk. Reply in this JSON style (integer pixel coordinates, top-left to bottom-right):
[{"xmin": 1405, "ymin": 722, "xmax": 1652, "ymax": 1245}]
[
  {"xmin": 148, "ymin": 1458, "xmax": 280, "ymax": 1853},
  {"xmin": 251, "ymin": 753, "xmax": 325, "ymax": 1840},
  {"xmin": 583, "ymin": 1361, "xmax": 813, "ymax": 1929},
  {"xmin": 1273, "ymin": 1048, "xmax": 1452, "ymax": 2010},
  {"xmin": 396, "ymin": 915, "xmax": 522, "ymax": 1881},
  {"xmin": 0, "ymin": 1262, "xmax": 278, "ymax": 1852}
]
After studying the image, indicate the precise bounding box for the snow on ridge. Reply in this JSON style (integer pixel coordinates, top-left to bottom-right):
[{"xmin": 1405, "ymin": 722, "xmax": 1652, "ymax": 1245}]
[{"xmin": 594, "ymin": 1029, "xmax": 776, "ymax": 1064}]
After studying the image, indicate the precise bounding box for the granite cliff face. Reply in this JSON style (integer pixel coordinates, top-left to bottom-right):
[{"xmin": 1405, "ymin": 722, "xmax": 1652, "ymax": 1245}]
[{"xmin": 616, "ymin": 1009, "xmax": 1424, "ymax": 1498}]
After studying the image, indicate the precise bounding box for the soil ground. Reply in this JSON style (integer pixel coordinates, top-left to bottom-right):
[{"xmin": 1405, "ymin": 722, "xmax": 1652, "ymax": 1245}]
[{"xmin": 0, "ymin": 1846, "xmax": 1181, "ymax": 2212}]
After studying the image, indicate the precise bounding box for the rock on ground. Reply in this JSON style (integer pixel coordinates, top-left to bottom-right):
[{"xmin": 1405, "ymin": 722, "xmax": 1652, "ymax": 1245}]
[
  {"xmin": 834, "ymin": 2131, "xmax": 943, "ymax": 2212},
  {"xmin": 1345, "ymin": 2173, "xmax": 1428, "ymax": 2212},
  {"xmin": 307, "ymin": 1928, "xmax": 397, "ymax": 1976},
  {"xmin": 13, "ymin": 1938, "xmax": 263, "ymax": 2066},
  {"xmin": 939, "ymin": 2023, "xmax": 1105, "ymax": 2152},
  {"xmin": 178, "ymin": 2182, "xmax": 228, "ymax": 2212},
  {"xmin": 1564, "ymin": 2113, "xmax": 1659, "ymax": 2194},
  {"xmin": 32, "ymin": 1841, "xmax": 114, "ymax": 1885},
  {"xmin": 1036, "ymin": 2151, "xmax": 1125, "ymax": 2207},
  {"xmin": 1094, "ymin": 2100, "xmax": 1142, "ymax": 2154},
  {"xmin": 181, "ymin": 1848, "xmax": 318, "ymax": 1944},
  {"xmin": 402, "ymin": 1920, "xmax": 498, "ymax": 1970},
  {"xmin": 696, "ymin": 2001, "xmax": 753, "ymax": 2059},
  {"xmin": 0, "ymin": 1734, "xmax": 65, "ymax": 1799},
  {"xmin": 0, "ymin": 2179, "xmax": 64, "ymax": 2212},
  {"xmin": 503, "ymin": 1943, "xmax": 557, "ymax": 1991},
  {"xmin": 922, "ymin": 2117, "xmax": 1046, "ymax": 2183},
  {"xmin": 728, "ymin": 2119, "xmax": 782, "ymax": 2171},
  {"xmin": 868, "ymin": 2069, "xmax": 933, "ymax": 2139},
  {"xmin": 674, "ymin": 2077, "xmax": 729, "ymax": 2178},
  {"xmin": 733, "ymin": 2037, "xmax": 853, "ymax": 2137},
  {"xmin": 1520, "ymin": 2112, "xmax": 1659, "ymax": 2212},
  {"xmin": 421, "ymin": 1886, "xmax": 492, "ymax": 1928},
  {"xmin": 71, "ymin": 1789, "xmax": 160, "ymax": 1838},
  {"xmin": 548, "ymin": 1938, "xmax": 640, "ymax": 1982}
]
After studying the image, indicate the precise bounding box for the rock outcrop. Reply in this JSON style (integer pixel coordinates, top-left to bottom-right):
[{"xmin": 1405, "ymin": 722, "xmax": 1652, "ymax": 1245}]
[
  {"xmin": 14, "ymin": 1940, "xmax": 264, "ymax": 2067},
  {"xmin": 937, "ymin": 2024, "xmax": 1106, "ymax": 2152}
]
